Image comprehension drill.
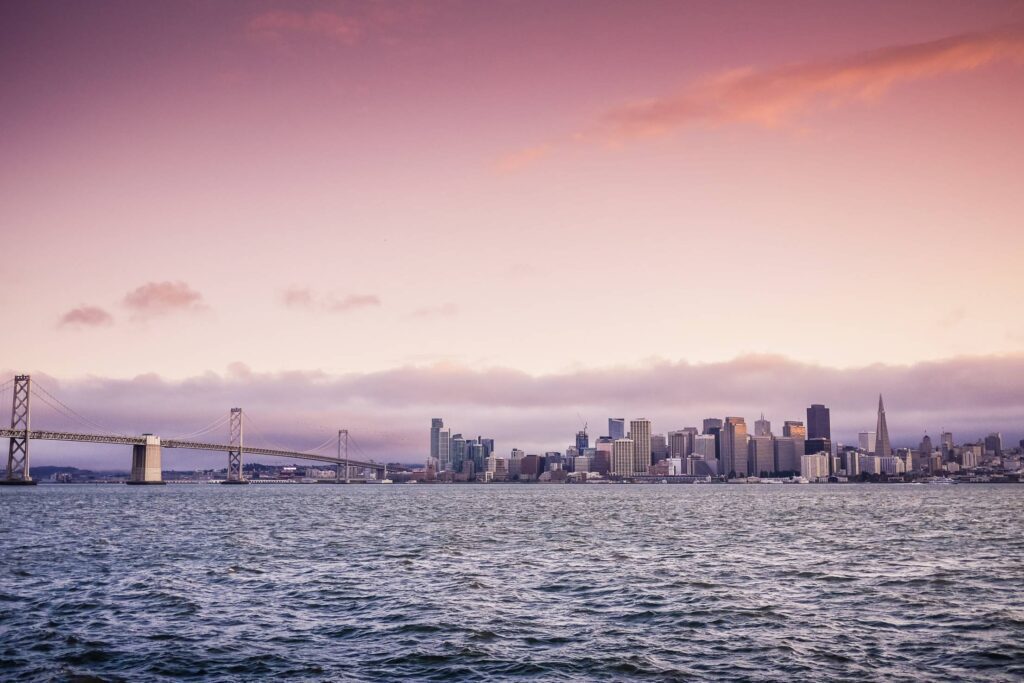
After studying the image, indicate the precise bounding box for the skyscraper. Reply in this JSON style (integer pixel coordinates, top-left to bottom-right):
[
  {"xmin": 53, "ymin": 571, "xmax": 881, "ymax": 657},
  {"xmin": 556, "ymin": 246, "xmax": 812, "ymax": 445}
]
[
  {"xmin": 629, "ymin": 418, "xmax": 652, "ymax": 474},
  {"xmin": 430, "ymin": 418, "xmax": 444, "ymax": 466},
  {"xmin": 668, "ymin": 429, "xmax": 696, "ymax": 459},
  {"xmin": 748, "ymin": 435, "xmax": 774, "ymax": 476},
  {"xmin": 773, "ymin": 436, "xmax": 800, "ymax": 474},
  {"xmin": 437, "ymin": 427, "xmax": 451, "ymax": 471},
  {"xmin": 754, "ymin": 413, "xmax": 772, "ymax": 437},
  {"xmin": 650, "ymin": 434, "xmax": 668, "ymax": 462},
  {"xmin": 807, "ymin": 404, "xmax": 831, "ymax": 440},
  {"xmin": 721, "ymin": 416, "xmax": 749, "ymax": 477},
  {"xmin": 783, "ymin": 421, "xmax": 806, "ymax": 439},
  {"xmin": 611, "ymin": 438, "xmax": 635, "ymax": 477},
  {"xmin": 608, "ymin": 418, "xmax": 625, "ymax": 440},
  {"xmin": 875, "ymin": 394, "xmax": 891, "ymax": 457},
  {"xmin": 575, "ymin": 430, "xmax": 589, "ymax": 453},
  {"xmin": 703, "ymin": 418, "xmax": 723, "ymax": 462},
  {"xmin": 859, "ymin": 431, "xmax": 877, "ymax": 453},
  {"xmin": 984, "ymin": 433, "xmax": 1003, "ymax": 456}
]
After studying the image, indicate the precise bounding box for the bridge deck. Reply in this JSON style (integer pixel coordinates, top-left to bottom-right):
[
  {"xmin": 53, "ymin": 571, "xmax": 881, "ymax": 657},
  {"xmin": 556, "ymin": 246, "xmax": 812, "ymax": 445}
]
[{"xmin": 0, "ymin": 429, "xmax": 383, "ymax": 471}]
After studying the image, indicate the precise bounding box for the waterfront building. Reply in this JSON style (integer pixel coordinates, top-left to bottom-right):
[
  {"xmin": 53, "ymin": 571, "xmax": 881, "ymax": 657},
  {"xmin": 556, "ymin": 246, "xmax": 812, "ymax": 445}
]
[
  {"xmin": 754, "ymin": 413, "xmax": 772, "ymax": 437},
  {"xmin": 919, "ymin": 434, "xmax": 933, "ymax": 458},
  {"xmin": 879, "ymin": 456, "xmax": 905, "ymax": 476},
  {"xmin": 801, "ymin": 452, "xmax": 830, "ymax": 481},
  {"xmin": 875, "ymin": 395, "xmax": 892, "ymax": 457},
  {"xmin": 748, "ymin": 435, "xmax": 774, "ymax": 476},
  {"xmin": 611, "ymin": 438, "xmax": 635, "ymax": 477},
  {"xmin": 941, "ymin": 431, "xmax": 954, "ymax": 458},
  {"xmin": 859, "ymin": 431, "xmax": 876, "ymax": 453},
  {"xmin": 608, "ymin": 418, "xmax": 625, "ymax": 440},
  {"xmin": 629, "ymin": 418, "xmax": 652, "ymax": 474},
  {"xmin": 859, "ymin": 454, "xmax": 881, "ymax": 475},
  {"xmin": 507, "ymin": 448, "xmax": 525, "ymax": 478},
  {"xmin": 721, "ymin": 416, "xmax": 749, "ymax": 477},
  {"xmin": 807, "ymin": 404, "xmax": 831, "ymax": 440},
  {"xmin": 985, "ymin": 433, "xmax": 1003, "ymax": 456},
  {"xmin": 573, "ymin": 455, "xmax": 591, "ymax": 473}
]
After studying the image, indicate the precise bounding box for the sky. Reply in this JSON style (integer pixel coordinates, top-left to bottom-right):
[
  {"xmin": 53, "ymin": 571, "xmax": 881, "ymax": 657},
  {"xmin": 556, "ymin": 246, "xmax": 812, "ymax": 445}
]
[{"xmin": 2, "ymin": 0, "xmax": 1023, "ymax": 467}]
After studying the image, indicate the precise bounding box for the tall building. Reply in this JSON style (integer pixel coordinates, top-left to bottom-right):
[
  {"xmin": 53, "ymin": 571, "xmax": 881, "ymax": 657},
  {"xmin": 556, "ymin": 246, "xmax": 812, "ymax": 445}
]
[
  {"xmin": 919, "ymin": 434, "xmax": 933, "ymax": 456},
  {"xmin": 985, "ymin": 433, "xmax": 1003, "ymax": 456},
  {"xmin": 748, "ymin": 435, "xmax": 774, "ymax": 476},
  {"xmin": 703, "ymin": 418, "xmax": 723, "ymax": 461},
  {"xmin": 608, "ymin": 418, "xmax": 625, "ymax": 440},
  {"xmin": 594, "ymin": 437, "xmax": 614, "ymax": 475},
  {"xmin": 754, "ymin": 413, "xmax": 772, "ymax": 437},
  {"xmin": 807, "ymin": 404, "xmax": 831, "ymax": 440},
  {"xmin": 629, "ymin": 419, "xmax": 652, "ymax": 474},
  {"xmin": 720, "ymin": 416, "xmax": 749, "ymax": 477},
  {"xmin": 450, "ymin": 434, "xmax": 467, "ymax": 472},
  {"xmin": 773, "ymin": 436, "xmax": 800, "ymax": 474},
  {"xmin": 430, "ymin": 418, "xmax": 444, "ymax": 466},
  {"xmin": 651, "ymin": 434, "xmax": 668, "ymax": 463},
  {"xmin": 575, "ymin": 430, "xmax": 590, "ymax": 453},
  {"xmin": 437, "ymin": 427, "xmax": 452, "ymax": 471},
  {"xmin": 668, "ymin": 429, "xmax": 696, "ymax": 459},
  {"xmin": 783, "ymin": 421, "xmax": 806, "ymax": 439},
  {"xmin": 859, "ymin": 431, "xmax": 877, "ymax": 453},
  {"xmin": 611, "ymin": 438, "xmax": 635, "ymax": 477},
  {"xmin": 875, "ymin": 394, "xmax": 892, "ymax": 457}
]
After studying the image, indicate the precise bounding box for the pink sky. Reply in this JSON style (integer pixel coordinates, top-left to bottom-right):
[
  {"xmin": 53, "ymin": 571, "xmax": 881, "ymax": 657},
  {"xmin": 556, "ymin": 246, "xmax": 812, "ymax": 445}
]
[{"xmin": 2, "ymin": 1, "xmax": 1023, "ymax": 464}]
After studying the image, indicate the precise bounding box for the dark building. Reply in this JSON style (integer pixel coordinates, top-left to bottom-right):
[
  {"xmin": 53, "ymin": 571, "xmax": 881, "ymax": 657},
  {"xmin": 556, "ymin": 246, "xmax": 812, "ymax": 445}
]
[
  {"xmin": 805, "ymin": 437, "xmax": 832, "ymax": 456},
  {"xmin": 608, "ymin": 418, "xmax": 625, "ymax": 440},
  {"xmin": 575, "ymin": 430, "xmax": 589, "ymax": 453},
  {"xmin": 519, "ymin": 454, "xmax": 544, "ymax": 479},
  {"xmin": 806, "ymin": 404, "xmax": 831, "ymax": 440},
  {"xmin": 703, "ymin": 418, "xmax": 723, "ymax": 460}
]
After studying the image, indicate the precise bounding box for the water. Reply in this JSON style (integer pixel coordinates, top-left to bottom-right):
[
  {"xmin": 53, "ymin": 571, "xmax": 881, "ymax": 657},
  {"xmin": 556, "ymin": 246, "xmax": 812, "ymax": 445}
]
[{"xmin": 1, "ymin": 484, "xmax": 1023, "ymax": 681}]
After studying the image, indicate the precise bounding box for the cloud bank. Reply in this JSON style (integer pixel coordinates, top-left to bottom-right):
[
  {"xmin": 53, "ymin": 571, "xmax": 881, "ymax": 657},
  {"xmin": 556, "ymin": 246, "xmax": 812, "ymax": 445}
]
[
  {"xmin": 282, "ymin": 288, "xmax": 381, "ymax": 313},
  {"xmin": 7, "ymin": 354, "xmax": 1023, "ymax": 470}
]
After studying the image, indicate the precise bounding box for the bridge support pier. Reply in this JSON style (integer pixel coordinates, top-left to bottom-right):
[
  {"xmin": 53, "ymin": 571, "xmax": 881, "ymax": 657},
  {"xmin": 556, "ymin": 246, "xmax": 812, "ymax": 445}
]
[
  {"xmin": 2, "ymin": 375, "xmax": 36, "ymax": 486},
  {"xmin": 127, "ymin": 434, "xmax": 165, "ymax": 485}
]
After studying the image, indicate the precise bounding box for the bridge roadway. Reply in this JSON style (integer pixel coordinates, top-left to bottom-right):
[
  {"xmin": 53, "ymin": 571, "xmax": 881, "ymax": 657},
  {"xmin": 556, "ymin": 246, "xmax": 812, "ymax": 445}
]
[{"xmin": 0, "ymin": 428, "xmax": 383, "ymax": 472}]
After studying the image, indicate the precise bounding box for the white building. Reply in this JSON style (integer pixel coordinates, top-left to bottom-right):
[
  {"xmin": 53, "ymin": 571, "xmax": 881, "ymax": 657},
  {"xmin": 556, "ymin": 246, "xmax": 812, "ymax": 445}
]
[
  {"xmin": 611, "ymin": 438, "xmax": 635, "ymax": 477},
  {"xmin": 801, "ymin": 453, "xmax": 830, "ymax": 481}
]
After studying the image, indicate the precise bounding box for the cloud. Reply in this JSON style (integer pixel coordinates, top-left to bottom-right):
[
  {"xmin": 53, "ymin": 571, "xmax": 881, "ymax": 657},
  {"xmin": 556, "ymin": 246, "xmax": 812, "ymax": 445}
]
[
  {"xmin": 507, "ymin": 25, "xmax": 1024, "ymax": 166},
  {"xmin": 58, "ymin": 306, "xmax": 114, "ymax": 328},
  {"xmin": 246, "ymin": 10, "xmax": 361, "ymax": 45},
  {"xmin": 122, "ymin": 281, "xmax": 204, "ymax": 317},
  {"xmin": 282, "ymin": 288, "xmax": 381, "ymax": 313},
  {"xmin": 10, "ymin": 353, "xmax": 1024, "ymax": 469},
  {"xmin": 409, "ymin": 303, "xmax": 459, "ymax": 319}
]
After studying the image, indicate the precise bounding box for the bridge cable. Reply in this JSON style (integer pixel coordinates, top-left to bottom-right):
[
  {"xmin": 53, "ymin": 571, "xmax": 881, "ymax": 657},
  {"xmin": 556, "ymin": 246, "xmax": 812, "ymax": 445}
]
[{"xmin": 31, "ymin": 381, "xmax": 132, "ymax": 437}]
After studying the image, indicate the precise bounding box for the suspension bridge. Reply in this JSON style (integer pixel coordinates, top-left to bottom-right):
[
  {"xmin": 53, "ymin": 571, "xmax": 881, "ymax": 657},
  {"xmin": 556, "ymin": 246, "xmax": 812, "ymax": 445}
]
[{"xmin": 0, "ymin": 375, "xmax": 386, "ymax": 485}]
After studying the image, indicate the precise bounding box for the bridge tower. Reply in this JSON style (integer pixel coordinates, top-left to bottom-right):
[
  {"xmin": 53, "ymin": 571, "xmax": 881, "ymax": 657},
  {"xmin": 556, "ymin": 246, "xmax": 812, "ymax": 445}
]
[
  {"xmin": 2, "ymin": 375, "xmax": 36, "ymax": 485},
  {"xmin": 336, "ymin": 429, "xmax": 349, "ymax": 483},
  {"xmin": 223, "ymin": 408, "xmax": 248, "ymax": 484}
]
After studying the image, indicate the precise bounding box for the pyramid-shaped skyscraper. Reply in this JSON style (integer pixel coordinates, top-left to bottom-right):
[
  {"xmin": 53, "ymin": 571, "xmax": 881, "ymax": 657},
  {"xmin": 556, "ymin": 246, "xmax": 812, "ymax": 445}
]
[{"xmin": 875, "ymin": 394, "xmax": 892, "ymax": 457}]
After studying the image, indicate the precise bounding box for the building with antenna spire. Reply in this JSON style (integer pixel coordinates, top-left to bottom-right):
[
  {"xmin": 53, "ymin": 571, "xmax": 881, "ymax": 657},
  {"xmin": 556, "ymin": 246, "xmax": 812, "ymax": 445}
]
[{"xmin": 875, "ymin": 394, "xmax": 892, "ymax": 457}]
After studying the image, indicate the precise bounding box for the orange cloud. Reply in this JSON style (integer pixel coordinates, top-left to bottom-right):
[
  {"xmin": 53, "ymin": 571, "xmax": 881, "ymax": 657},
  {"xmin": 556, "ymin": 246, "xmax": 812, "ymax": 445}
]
[
  {"xmin": 58, "ymin": 305, "xmax": 114, "ymax": 328},
  {"xmin": 495, "ymin": 144, "xmax": 551, "ymax": 173},
  {"xmin": 603, "ymin": 25, "xmax": 1024, "ymax": 138}
]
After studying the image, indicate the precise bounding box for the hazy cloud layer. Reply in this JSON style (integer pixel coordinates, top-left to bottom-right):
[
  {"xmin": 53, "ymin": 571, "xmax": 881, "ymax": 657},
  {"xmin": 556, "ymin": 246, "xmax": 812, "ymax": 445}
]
[
  {"xmin": 58, "ymin": 306, "xmax": 113, "ymax": 328},
  {"xmin": 409, "ymin": 303, "xmax": 459, "ymax": 319},
  {"xmin": 122, "ymin": 281, "xmax": 204, "ymax": 317},
  {"xmin": 247, "ymin": 10, "xmax": 361, "ymax": 45},
  {"xmin": 282, "ymin": 288, "xmax": 381, "ymax": 313},
  {"xmin": 7, "ymin": 354, "xmax": 1023, "ymax": 470}
]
